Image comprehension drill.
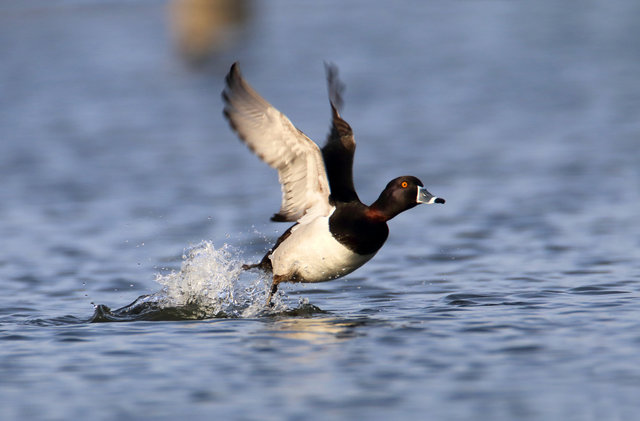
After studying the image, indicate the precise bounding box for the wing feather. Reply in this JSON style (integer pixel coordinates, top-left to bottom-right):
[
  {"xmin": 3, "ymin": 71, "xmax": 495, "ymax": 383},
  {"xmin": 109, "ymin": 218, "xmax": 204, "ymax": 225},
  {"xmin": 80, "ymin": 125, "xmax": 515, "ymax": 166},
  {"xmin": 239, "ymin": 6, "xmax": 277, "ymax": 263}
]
[
  {"xmin": 222, "ymin": 63, "xmax": 331, "ymax": 222},
  {"xmin": 322, "ymin": 63, "xmax": 359, "ymax": 203}
]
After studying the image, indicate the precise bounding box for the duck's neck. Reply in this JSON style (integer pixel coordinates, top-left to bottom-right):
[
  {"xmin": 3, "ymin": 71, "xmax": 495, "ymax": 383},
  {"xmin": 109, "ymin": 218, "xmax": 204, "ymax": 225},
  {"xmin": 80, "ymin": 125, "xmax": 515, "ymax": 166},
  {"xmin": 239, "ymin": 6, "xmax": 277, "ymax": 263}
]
[
  {"xmin": 368, "ymin": 192, "xmax": 398, "ymax": 221},
  {"xmin": 364, "ymin": 206, "xmax": 388, "ymax": 222},
  {"xmin": 369, "ymin": 192, "xmax": 411, "ymax": 222}
]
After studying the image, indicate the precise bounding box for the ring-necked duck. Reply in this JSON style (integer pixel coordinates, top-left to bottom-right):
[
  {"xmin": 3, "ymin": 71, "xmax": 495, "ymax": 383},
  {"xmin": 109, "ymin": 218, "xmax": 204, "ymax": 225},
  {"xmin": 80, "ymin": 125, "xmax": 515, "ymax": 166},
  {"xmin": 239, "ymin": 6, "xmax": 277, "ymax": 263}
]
[{"xmin": 222, "ymin": 62, "xmax": 444, "ymax": 305}]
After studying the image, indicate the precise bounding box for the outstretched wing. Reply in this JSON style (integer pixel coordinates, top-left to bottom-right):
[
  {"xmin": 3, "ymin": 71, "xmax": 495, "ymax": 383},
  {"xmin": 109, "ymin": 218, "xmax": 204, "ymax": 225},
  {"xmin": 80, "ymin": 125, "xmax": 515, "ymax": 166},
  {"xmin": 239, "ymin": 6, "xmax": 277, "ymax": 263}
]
[
  {"xmin": 222, "ymin": 62, "xmax": 332, "ymax": 222},
  {"xmin": 322, "ymin": 63, "xmax": 359, "ymax": 203}
]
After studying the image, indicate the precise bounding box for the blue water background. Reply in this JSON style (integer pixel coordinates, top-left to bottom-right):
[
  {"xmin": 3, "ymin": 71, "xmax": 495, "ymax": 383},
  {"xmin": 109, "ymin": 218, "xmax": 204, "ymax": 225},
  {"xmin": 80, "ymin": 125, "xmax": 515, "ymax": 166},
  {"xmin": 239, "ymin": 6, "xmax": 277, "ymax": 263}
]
[{"xmin": 1, "ymin": 1, "xmax": 640, "ymax": 420}]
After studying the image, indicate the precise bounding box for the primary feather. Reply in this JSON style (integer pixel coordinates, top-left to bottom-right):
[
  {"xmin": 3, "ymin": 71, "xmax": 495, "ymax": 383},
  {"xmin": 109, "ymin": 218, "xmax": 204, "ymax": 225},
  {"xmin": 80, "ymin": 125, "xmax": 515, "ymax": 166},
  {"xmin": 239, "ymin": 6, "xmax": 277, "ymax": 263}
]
[
  {"xmin": 222, "ymin": 63, "xmax": 332, "ymax": 222},
  {"xmin": 322, "ymin": 63, "xmax": 359, "ymax": 203}
]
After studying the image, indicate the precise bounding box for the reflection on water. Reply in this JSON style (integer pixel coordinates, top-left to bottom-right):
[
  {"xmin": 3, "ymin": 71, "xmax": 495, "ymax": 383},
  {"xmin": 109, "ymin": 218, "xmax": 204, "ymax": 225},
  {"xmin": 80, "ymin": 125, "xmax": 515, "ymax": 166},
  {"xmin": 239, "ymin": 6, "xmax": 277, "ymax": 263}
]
[{"xmin": 271, "ymin": 317, "xmax": 362, "ymax": 345}]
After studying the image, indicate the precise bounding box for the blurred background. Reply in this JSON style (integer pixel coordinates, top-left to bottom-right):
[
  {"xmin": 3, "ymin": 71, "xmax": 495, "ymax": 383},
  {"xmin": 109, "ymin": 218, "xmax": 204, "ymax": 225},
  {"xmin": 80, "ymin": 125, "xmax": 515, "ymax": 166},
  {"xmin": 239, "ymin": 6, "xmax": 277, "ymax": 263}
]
[
  {"xmin": 1, "ymin": 1, "xmax": 640, "ymax": 420},
  {"xmin": 2, "ymin": 0, "xmax": 638, "ymax": 275}
]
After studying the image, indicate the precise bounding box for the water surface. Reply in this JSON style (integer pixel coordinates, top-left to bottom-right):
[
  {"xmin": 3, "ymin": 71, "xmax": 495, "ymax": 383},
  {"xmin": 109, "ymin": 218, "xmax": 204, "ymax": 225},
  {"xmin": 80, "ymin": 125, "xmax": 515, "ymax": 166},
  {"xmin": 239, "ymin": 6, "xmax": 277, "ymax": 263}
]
[{"xmin": 1, "ymin": 1, "xmax": 640, "ymax": 420}]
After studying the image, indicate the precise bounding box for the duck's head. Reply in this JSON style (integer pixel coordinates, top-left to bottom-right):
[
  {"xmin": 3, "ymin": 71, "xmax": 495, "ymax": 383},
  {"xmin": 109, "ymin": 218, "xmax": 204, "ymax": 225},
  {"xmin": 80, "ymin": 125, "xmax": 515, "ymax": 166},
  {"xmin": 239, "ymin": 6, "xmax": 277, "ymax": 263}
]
[{"xmin": 370, "ymin": 176, "xmax": 445, "ymax": 221}]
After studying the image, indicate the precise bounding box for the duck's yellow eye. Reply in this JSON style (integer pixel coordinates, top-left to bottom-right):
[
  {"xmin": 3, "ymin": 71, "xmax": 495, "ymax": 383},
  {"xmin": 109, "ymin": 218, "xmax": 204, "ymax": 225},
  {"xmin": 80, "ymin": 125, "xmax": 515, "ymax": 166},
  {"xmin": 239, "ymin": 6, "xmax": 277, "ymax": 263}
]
[{"xmin": 401, "ymin": 181, "xmax": 408, "ymax": 188}]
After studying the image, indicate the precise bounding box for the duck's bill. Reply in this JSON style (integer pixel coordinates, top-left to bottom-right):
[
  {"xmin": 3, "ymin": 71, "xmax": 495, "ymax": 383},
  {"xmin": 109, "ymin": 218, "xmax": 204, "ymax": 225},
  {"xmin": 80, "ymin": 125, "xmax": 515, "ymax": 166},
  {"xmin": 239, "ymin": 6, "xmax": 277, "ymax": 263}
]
[{"xmin": 417, "ymin": 186, "xmax": 445, "ymax": 204}]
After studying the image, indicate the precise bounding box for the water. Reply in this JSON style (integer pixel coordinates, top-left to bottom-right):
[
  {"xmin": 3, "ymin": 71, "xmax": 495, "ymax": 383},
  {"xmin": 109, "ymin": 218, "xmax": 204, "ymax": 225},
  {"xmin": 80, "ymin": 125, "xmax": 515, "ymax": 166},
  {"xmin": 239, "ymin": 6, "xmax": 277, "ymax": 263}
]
[{"xmin": 1, "ymin": 1, "xmax": 640, "ymax": 420}]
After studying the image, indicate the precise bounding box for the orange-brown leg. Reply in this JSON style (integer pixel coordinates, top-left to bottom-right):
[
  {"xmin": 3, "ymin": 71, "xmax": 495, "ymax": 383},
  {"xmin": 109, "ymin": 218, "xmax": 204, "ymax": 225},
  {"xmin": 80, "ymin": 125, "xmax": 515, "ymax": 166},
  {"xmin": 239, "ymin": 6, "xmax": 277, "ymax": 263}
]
[
  {"xmin": 266, "ymin": 273, "xmax": 301, "ymax": 306},
  {"xmin": 265, "ymin": 273, "xmax": 306, "ymax": 306},
  {"xmin": 265, "ymin": 275, "xmax": 285, "ymax": 306}
]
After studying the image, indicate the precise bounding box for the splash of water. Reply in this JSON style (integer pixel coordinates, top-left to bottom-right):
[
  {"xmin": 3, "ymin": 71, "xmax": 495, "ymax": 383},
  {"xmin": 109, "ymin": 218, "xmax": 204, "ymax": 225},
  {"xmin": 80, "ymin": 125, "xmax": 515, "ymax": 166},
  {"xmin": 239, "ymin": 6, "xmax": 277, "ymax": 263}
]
[
  {"xmin": 92, "ymin": 241, "xmax": 295, "ymax": 322},
  {"xmin": 156, "ymin": 242, "xmax": 246, "ymax": 314}
]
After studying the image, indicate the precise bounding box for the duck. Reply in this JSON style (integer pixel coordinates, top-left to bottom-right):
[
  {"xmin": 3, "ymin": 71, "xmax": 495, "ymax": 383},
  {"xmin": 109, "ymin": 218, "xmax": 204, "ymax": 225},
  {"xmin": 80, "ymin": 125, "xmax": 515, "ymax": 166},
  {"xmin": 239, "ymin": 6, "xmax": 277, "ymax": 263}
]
[{"xmin": 222, "ymin": 62, "xmax": 445, "ymax": 305}]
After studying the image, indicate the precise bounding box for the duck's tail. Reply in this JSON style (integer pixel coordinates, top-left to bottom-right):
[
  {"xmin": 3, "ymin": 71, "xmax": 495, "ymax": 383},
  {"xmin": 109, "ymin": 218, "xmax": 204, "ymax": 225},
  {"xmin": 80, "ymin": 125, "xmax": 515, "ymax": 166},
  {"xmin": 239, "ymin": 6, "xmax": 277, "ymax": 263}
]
[
  {"xmin": 241, "ymin": 262, "xmax": 263, "ymax": 270},
  {"xmin": 242, "ymin": 254, "xmax": 273, "ymax": 272}
]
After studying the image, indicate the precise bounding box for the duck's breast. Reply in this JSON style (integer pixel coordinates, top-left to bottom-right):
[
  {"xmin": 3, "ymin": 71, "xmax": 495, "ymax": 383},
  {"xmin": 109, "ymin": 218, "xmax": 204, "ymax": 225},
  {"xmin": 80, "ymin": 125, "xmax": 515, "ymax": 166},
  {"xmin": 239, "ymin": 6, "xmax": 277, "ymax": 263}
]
[{"xmin": 269, "ymin": 214, "xmax": 376, "ymax": 283}]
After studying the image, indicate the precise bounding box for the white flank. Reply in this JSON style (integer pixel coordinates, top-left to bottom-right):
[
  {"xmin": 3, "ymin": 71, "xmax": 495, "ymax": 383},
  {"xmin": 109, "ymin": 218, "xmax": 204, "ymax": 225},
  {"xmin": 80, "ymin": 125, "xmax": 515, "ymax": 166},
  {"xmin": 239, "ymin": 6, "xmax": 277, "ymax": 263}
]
[{"xmin": 269, "ymin": 212, "xmax": 376, "ymax": 283}]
